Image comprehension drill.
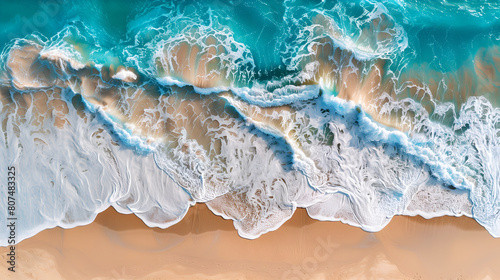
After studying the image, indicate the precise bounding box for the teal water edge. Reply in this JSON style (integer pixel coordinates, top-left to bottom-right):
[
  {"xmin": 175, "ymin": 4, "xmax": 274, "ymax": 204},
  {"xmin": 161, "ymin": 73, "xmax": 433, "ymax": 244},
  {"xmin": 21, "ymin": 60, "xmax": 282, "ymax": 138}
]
[{"xmin": 0, "ymin": 0, "xmax": 499, "ymax": 244}]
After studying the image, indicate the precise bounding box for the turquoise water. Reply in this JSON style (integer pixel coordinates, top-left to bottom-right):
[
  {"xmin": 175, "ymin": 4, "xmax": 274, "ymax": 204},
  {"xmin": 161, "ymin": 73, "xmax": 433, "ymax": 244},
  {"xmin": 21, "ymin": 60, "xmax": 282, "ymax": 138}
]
[
  {"xmin": 0, "ymin": 0, "xmax": 499, "ymax": 243},
  {"xmin": 2, "ymin": 0, "xmax": 499, "ymax": 83}
]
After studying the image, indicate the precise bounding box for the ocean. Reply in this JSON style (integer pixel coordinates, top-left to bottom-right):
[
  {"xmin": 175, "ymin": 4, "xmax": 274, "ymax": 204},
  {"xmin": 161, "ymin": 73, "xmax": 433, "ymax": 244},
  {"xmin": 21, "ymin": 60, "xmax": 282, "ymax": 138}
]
[{"xmin": 0, "ymin": 0, "xmax": 499, "ymax": 244}]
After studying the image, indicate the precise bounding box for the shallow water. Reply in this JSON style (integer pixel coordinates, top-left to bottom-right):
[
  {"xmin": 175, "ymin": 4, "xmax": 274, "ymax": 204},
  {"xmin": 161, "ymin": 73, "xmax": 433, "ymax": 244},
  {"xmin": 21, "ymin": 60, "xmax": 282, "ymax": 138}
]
[{"xmin": 0, "ymin": 0, "xmax": 499, "ymax": 243}]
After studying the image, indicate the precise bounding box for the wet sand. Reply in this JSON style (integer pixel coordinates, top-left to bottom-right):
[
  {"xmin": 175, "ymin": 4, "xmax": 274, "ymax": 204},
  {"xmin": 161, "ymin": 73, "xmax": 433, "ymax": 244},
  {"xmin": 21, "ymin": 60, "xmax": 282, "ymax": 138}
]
[{"xmin": 1, "ymin": 204, "xmax": 499, "ymax": 280}]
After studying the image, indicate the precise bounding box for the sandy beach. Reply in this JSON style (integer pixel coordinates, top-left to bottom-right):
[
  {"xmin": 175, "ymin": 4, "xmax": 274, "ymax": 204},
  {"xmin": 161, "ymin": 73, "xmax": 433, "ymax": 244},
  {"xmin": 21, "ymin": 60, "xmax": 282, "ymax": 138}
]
[{"xmin": 1, "ymin": 204, "xmax": 499, "ymax": 280}]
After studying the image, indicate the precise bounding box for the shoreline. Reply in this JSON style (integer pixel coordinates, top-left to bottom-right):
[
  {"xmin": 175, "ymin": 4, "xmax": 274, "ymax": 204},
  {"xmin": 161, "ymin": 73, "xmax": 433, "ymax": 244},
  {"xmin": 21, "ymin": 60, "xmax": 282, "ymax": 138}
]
[{"xmin": 1, "ymin": 204, "xmax": 499, "ymax": 279}]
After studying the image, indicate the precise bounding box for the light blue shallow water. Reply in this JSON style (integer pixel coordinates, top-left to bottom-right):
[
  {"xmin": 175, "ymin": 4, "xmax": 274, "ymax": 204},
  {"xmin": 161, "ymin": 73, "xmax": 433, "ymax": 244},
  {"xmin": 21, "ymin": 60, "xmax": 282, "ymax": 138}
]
[{"xmin": 0, "ymin": 0, "xmax": 499, "ymax": 243}]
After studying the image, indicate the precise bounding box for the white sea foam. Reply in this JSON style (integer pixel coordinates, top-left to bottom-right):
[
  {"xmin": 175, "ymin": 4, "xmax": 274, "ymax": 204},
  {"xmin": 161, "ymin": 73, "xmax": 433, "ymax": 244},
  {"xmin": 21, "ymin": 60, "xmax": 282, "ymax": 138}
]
[
  {"xmin": 0, "ymin": 87, "xmax": 192, "ymax": 244},
  {"xmin": 0, "ymin": 13, "xmax": 499, "ymax": 246},
  {"xmin": 112, "ymin": 69, "xmax": 137, "ymax": 82}
]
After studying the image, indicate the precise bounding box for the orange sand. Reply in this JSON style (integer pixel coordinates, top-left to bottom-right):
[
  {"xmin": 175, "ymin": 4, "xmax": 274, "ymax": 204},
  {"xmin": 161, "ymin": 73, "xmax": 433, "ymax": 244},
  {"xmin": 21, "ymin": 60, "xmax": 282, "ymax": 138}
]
[{"xmin": 1, "ymin": 204, "xmax": 500, "ymax": 279}]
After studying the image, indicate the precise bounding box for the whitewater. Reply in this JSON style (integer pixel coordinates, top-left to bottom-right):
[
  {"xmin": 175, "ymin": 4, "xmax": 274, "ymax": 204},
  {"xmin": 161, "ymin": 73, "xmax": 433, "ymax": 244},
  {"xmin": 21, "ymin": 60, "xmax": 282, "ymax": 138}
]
[{"xmin": 0, "ymin": 0, "xmax": 499, "ymax": 245}]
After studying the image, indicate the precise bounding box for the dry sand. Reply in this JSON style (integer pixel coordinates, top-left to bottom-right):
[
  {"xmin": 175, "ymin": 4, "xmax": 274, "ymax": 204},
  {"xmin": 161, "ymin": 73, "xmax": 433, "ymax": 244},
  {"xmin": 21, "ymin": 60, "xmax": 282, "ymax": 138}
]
[{"xmin": 1, "ymin": 204, "xmax": 500, "ymax": 280}]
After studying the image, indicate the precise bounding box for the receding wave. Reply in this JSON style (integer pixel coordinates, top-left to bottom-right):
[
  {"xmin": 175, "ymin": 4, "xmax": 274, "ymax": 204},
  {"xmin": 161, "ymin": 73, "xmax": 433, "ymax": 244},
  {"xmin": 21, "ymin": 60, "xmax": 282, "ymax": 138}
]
[{"xmin": 0, "ymin": 0, "xmax": 499, "ymax": 244}]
